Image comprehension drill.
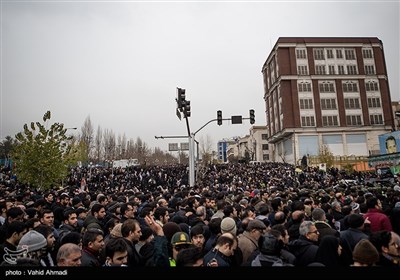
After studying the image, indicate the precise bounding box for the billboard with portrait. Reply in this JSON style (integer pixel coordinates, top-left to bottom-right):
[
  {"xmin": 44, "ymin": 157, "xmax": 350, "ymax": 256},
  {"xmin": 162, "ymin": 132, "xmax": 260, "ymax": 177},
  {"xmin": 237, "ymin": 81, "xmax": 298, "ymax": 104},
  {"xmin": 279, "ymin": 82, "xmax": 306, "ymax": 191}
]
[{"xmin": 379, "ymin": 131, "xmax": 400, "ymax": 155}]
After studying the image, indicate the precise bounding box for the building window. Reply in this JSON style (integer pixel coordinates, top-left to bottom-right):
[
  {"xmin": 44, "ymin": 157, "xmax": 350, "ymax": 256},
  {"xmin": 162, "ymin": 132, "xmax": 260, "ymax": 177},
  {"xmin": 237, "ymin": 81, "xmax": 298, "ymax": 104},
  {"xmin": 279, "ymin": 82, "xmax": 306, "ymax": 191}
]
[
  {"xmin": 366, "ymin": 81, "xmax": 379, "ymax": 91},
  {"xmin": 322, "ymin": 115, "xmax": 339, "ymax": 126},
  {"xmin": 263, "ymin": 154, "xmax": 269, "ymax": 161},
  {"xmin": 328, "ymin": 65, "xmax": 335, "ymax": 75},
  {"xmin": 362, "ymin": 49, "xmax": 373, "ymax": 59},
  {"xmin": 368, "ymin": 97, "xmax": 381, "ymax": 108},
  {"xmin": 301, "ymin": 116, "xmax": 315, "ymax": 127},
  {"xmin": 343, "ymin": 82, "xmax": 358, "ymax": 92},
  {"xmin": 300, "ymin": 98, "xmax": 313, "ymax": 109},
  {"xmin": 321, "ymin": 98, "xmax": 337, "ymax": 110},
  {"xmin": 296, "ymin": 49, "xmax": 307, "ymax": 59},
  {"xmin": 370, "ymin": 114, "xmax": 383, "ymax": 125},
  {"xmin": 270, "ymin": 60, "xmax": 276, "ymax": 84},
  {"xmin": 261, "ymin": 134, "xmax": 268, "ymax": 140},
  {"xmin": 347, "ymin": 65, "xmax": 358, "ymax": 75},
  {"xmin": 262, "ymin": 144, "xmax": 269, "ymax": 150},
  {"xmin": 344, "ymin": 98, "xmax": 361, "ymax": 109},
  {"xmin": 314, "ymin": 49, "xmax": 325, "ymax": 60},
  {"xmin": 338, "ymin": 65, "xmax": 345, "ymax": 75},
  {"xmin": 298, "ymin": 82, "xmax": 312, "ymax": 92},
  {"xmin": 297, "ymin": 65, "xmax": 308, "ymax": 75},
  {"xmin": 345, "ymin": 49, "xmax": 356, "ymax": 60},
  {"xmin": 315, "ymin": 65, "xmax": 326, "ymax": 75},
  {"xmin": 336, "ymin": 49, "xmax": 343, "ymax": 59},
  {"xmin": 346, "ymin": 115, "xmax": 362, "ymax": 126},
  {"xmin": 365, "ymin": 65, "xmax": 376, "ymax": 75},
  {"xmin": 327, "ymin": 49, "xmax": 334, "ymax": 59},
  {"xmin": 319, "ymin": 82, "xmax": 335, "ymax": 93}
]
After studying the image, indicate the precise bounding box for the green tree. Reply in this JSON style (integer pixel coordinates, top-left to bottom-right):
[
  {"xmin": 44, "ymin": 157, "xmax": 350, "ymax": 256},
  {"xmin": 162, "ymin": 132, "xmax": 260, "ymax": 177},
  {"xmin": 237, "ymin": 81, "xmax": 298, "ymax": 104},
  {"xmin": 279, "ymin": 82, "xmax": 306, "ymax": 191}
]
[
  {"xmin": 0, "ymin": 136, "xmax": 17, "ymax": 159},
  {"xmin": 319, "ymin": 144, "xmax": 334, "ymax": 168},
  {"xmin": 11, "ymin": 111, "xmax": 77, "ymax": 190}
]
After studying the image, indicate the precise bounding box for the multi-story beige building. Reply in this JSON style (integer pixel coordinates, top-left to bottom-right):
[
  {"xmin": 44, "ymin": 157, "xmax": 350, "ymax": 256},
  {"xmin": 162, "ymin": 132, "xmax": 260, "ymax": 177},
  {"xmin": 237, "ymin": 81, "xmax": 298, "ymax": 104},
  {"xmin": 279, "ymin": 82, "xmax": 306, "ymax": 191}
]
[
  {"xmin": 224, "ymin": 126, "xmax": 270, "ymax": 163},
  {"xmin": 262, "ymin": 37, "xmax": 393, "ymax": 165}
]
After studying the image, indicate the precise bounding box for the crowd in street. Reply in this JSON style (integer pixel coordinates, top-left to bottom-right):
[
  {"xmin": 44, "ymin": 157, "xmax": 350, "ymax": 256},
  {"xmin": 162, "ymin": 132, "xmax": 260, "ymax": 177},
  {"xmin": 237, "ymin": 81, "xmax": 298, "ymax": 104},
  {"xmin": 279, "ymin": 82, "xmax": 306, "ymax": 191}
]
[{"xmin": 0, "ymin": 162, "xmax": 399, "ymax": 268}]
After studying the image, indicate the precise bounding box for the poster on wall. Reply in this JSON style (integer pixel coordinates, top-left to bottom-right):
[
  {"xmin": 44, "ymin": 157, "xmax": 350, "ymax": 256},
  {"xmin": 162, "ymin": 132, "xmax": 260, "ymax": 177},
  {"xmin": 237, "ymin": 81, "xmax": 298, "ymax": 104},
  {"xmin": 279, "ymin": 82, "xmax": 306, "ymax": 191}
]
[{"xmin": 379, "ymin": 131, "xmax": 400, "ymax": 155}]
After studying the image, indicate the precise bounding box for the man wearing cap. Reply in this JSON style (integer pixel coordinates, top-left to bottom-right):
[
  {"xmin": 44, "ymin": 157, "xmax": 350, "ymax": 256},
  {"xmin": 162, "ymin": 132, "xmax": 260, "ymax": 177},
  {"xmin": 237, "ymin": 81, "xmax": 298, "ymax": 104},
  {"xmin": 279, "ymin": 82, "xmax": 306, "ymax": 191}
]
[
  {"xmin": 170, "ymin": 231, "xmax": 192, "ymax": 266},
  {"xmin": 237, "ymin": 219, "xmax": 266, "ymax": 265},
  {"xmin": 5, "ymin": 230, "xmax": 48, "ymax": 266}
]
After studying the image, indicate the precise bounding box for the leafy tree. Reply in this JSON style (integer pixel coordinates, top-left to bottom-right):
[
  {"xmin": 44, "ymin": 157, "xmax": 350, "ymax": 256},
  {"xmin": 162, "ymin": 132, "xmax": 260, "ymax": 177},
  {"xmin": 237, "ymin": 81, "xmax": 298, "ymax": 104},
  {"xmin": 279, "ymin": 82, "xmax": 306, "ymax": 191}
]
[
  {"xmin": 319, "ymin": 144, "xmax": 334, "ymax": 168},
  {"xmin": 0, "ymin": 136, "xmax": 17, "ymax": 159},
  {"xmin": 11, "ymin": 111, "xmax": 77, "ymax": 190}
]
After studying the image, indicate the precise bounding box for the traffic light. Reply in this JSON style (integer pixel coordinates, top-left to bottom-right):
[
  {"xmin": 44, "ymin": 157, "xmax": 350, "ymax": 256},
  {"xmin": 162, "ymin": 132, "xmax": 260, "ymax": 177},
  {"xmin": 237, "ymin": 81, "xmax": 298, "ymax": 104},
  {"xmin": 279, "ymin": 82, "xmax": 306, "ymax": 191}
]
[
  {"xmin": 177, "ymin": 88, "xmax": 186, "ymax": 110},
  {"xmin": 217, "ymin": 110, "xmax": 222, "ymax": 125},
  {"xmin": 249, "ymin": 109, "xmax": 255, "ymax": 124},
  {"xmin": 184, "ymin": 100, "xmax": 191, "ymax": 117}
]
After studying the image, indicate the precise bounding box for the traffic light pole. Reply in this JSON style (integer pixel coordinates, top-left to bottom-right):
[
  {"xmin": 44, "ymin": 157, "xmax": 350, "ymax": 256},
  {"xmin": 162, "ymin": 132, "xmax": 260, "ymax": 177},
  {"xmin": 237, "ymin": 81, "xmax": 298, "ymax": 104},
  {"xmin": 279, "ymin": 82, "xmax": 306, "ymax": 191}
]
[{"xmin": 175, "ymin": 87, "xmax": 254, "ymax": 187}]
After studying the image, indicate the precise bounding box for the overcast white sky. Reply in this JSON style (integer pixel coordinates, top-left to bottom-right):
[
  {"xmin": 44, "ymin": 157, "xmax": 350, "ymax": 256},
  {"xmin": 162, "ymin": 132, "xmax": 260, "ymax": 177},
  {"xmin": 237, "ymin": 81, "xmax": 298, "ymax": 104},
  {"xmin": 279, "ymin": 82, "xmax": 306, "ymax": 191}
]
[{"xmin": 1, "ymin": 0, "xmax": 399, "ymax": 152}]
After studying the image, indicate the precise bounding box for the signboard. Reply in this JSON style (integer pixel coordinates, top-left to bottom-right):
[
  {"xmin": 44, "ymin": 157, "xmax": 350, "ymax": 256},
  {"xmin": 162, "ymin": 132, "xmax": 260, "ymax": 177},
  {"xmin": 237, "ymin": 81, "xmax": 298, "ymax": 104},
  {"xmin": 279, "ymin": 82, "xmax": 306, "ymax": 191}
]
[
  {"xmin": 180, "ymin": 142, "xmax": 189, "ymax": 151},
  {"xmin": 231, "ymin": 115, "xmax": 242, "ymax": 124},
  {"xmin": 168, "ymin": 143, "xmax": 179, "ymax": 151},
  {"xmin": 176, "ymin": 108, "xmax": 181, "ymax": 120},
  {"xmin": 379, "ymin": 131, "xmax": 400, "ymax": 155}
]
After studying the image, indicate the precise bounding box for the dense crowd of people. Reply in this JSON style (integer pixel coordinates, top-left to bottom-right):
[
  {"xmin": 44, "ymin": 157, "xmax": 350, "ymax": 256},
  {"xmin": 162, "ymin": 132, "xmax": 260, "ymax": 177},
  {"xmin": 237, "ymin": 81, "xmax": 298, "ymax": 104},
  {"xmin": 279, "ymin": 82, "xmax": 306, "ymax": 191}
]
[{"xmin": 0, "ymin": 162, "xmax": 399, "ymax": 269}]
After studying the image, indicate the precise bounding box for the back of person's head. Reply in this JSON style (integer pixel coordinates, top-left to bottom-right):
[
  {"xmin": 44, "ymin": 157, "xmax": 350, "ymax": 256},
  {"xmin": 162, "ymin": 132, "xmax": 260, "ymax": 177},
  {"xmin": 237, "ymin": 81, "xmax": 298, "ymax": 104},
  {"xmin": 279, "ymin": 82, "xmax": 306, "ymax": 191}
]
[
  {"xmin": 257, "ymin": 204, "xmax": 269, "ymax": 216},
  {"xmin": 347, "ymin": 214, "xmax": 364, "ymax": 229},
  {"xmin": 5, "ymin": 221, "xmax": 26, "ymax": 239},
  {"xmin": 59, "ymin": 232, "xmax": 82, "ymax": 246},
  {"xmin": 162, "ymin": 222, "xmax": 181, "ymax": 242},
  {"xmin": 312, "ymin": 208, "xmax": 326, "ymax": 221},
  {"xmin": 215, "ymin": 233, "xmax": 235, "ymax": 247},
  {"xmin": 34, "ymin": 224, "xmax": 53, "ymax": 239},
  {"xmin": 352, "ymin": 239, "xmax": 379, "ymax": 266},
  {"xmin": 274, "ymin": 211, "xmax": 286, "ymax": 224},
  {"xmin": 258, "ymin": 232, "xmax": 283, "ymax": 256},
  {"xmin": 139, "ymin": 227, "xmax": 154, "ymax": 242},
  {"xmin": 208, "ymin": 217, "xmax": 222, "ymax": 235},
  {"xmin": 366, "ymin": 197, "xmax": 378, "ymax": 209},
  {"xmin": 176, "ymin": 246, "xmax": 203, "ymax": 266},
  {"xmin": 291, "ymin": 200, "xmax": 305, "ymax": 212}
]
